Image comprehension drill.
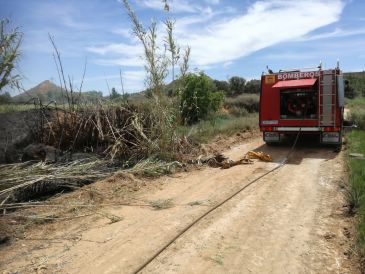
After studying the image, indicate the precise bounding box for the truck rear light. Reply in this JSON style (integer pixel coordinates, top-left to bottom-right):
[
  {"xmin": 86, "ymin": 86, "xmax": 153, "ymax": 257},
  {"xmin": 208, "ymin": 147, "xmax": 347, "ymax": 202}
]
[
  {"xmin": 322, "ymin": 127, "xmax": 340, "ymax": 132},
  {"xmin": 261, "ymin": 126, "xmax": 273, "ymax": 132}
]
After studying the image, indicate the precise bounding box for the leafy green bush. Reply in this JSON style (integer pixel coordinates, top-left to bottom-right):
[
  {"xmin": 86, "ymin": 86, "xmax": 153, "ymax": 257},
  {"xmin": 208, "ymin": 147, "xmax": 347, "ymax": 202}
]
[
  {"xmin": 180, "ymin": 72, "xmax": 224, "ymax": 125},
  {"xmin": 344, "ymin": 73, "xmax": 365, "ymax": 98},
  {"xmin": 224, "ymin": 93, "xmax": 260, "ymax": 113}
]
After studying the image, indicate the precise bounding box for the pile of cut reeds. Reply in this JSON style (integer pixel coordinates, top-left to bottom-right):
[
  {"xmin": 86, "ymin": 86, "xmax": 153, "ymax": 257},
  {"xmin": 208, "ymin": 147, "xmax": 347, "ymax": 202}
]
[
  {"xmin": 0, "ymin": 158, "xmax": 112, "ymax": 203},
  {"xmin": 0, "ymin": 158, "xmax": 182, "ymax": 204}
]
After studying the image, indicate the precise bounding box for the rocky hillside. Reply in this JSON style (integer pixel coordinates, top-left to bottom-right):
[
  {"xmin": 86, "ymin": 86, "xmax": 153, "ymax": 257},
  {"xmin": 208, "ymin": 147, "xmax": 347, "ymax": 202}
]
[
  {"xmin": 13, "ymin": 80, "xmax": 63, "ymax": 103},
  {"xmin": 12, "ymin": 80, "xmax": 104, "ymax": 104}
]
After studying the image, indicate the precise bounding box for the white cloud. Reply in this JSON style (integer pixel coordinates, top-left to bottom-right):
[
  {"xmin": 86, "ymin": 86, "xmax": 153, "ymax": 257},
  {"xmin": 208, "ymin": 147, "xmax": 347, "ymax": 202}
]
[
  {"xmin": 297, "ymin": 27, "xmax": 365, "ymax": 41},
  {"xmin": 262, "ymin": 52, "xmax": 318, "ymax": 61},
  {"xmin": 175, "ymin": 0, "xmax": 345, "ymax": 66},
  {"xmin": 87, "ymin": 43, "xmax": 142, "ymax": 56},
  {"xmin": 87, "ymin": 42, "xmax": 144, "ymax": 67},
  {"xmin": 89, "ymin": 0, "xmax": 346, "ymax": 73},
  {"xmin": 94, "ymin": 56, "xmax": 144, "ymax": 67}
]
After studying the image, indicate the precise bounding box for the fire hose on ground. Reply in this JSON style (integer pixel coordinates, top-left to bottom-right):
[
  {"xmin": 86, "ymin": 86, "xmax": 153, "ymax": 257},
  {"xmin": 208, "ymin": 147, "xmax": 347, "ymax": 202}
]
[{"xmin": 132, "ymin": 130, "xmax": 302, "ymax": 274}]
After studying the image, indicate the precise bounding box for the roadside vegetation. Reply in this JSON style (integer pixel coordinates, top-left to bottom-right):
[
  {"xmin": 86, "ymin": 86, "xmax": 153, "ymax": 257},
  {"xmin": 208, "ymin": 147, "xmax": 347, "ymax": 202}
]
[
  {"xmin": 0, "ymin": 19, "xmax": 22, "ymax": 91},
  {"xmin": 179, "ymin": 112, "xmax": 257, "ymax": 143},
  {"xmin": 344, "ymin": 72, "xmax": 365, "ymax": 98},
  {"xmin": 345, "ymin": 86, "xmax": 365, "ymax": 260},
  {"xmin": 0, "ymin": 0, "xmax": 261, "ymax": 215},
  {"xmin": 346, "ymin": 130, "xmax": 365, "ymax": 257}
]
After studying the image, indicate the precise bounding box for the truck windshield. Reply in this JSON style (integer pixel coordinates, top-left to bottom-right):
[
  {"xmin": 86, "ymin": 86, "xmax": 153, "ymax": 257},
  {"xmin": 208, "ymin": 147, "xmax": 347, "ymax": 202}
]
[{"xmin": 280, "ymin": 88, "xmax": 317, "ymax": 119}]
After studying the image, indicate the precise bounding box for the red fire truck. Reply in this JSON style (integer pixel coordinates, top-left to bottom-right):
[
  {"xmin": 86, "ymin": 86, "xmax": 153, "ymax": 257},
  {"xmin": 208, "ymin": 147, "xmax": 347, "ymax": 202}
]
[{"xmin": 259, "ymin": 64, "xmax": 345, "ymax": 145}]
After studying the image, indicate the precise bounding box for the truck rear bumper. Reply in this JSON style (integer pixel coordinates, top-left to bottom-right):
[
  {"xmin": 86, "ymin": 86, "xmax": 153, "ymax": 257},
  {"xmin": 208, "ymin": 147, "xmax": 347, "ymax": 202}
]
[{"xmin": 262, "ymin": 128, "xmax": 342, "ymax": 144}]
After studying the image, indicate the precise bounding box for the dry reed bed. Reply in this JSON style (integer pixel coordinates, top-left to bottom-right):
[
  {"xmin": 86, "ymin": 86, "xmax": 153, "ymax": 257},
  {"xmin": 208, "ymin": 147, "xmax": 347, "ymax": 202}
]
[{"xmin": 0, "ymin": 158, "xmax": 183, "ymax": 206}]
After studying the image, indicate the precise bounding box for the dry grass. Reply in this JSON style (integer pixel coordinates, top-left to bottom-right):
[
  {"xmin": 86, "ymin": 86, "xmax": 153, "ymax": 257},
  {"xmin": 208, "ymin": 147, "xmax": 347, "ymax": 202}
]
[{"xmin": 224, "ymin": 93, "xmax": 260, "ymax": 113}]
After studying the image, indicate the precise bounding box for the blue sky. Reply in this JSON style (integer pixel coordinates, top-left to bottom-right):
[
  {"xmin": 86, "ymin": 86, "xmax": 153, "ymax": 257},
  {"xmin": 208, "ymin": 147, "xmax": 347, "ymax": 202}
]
[{"xmin": 1, "ymin": 0, "xmax": 365, "ymax": 95}]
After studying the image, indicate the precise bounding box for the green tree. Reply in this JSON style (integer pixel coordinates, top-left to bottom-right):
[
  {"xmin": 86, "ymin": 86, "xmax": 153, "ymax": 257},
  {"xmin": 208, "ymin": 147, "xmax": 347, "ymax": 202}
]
[
  {"xmin": 0, "ymin": 19, "xmax": 22, "ymax": 91},
  {"xmin": 213, "ymin": 80, "xmax": 230, "ymax": 94},
  {"xmin": 110, "ymin": 87, "xmax": 121, "ymax": 100},
  {"xmin": 180, "ymin": 72, "xmax": 224, "ymax": 125},
  {"xmin": 344, "ymin": 73, "xmax": 365, "ymax": 98},
  {"xmin": 245, "ymin": 79, "xmax": 261, "ymax": 94},
  {"xmin": 228, "ymin": 76, "xmax": 246, "ymax": 96}
]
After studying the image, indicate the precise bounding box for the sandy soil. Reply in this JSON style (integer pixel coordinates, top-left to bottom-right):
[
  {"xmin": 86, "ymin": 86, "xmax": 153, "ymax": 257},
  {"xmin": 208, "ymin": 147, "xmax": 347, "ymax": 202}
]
[{"xmin": 0, "ymin": 136, "xmax": 360, "ymax": 273}]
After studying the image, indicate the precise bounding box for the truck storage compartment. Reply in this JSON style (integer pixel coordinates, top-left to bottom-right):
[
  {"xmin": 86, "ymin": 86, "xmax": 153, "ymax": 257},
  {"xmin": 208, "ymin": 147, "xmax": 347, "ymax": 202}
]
[{"xmin": 280, "ymin": 89, "xmax": 318, "ymax": 119}]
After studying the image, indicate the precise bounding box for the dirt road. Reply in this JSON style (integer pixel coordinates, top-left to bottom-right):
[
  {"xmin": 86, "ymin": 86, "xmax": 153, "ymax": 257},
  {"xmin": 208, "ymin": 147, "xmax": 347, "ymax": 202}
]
[{"xmin": 1, "ymin": 137, "xmax": 360, "ymax": 273}]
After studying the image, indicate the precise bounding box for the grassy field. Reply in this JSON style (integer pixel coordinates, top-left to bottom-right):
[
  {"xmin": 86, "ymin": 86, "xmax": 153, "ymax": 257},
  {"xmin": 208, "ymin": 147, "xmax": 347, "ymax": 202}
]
[
  {"xmin": 346, "ymin": 131, "xmax": 365, "ymax": 256},
  {"xmin": 346, "ymin": 97, "xmax": 365, "ymax": 257},
  {"xmin": 0, "ymin": 103, "xmax": 36, "ymax": 113}
]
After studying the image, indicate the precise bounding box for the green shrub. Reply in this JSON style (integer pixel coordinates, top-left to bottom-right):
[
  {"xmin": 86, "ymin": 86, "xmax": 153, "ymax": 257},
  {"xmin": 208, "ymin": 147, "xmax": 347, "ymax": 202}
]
[
  {"xmin": 344, "ymin": 73, "xmax": 365, "ymax": 99},
  {"xmin": 180, "ymin": 72, "xmax": 224, "ymax": 125},
  {"xmin": 224, "ymin": 93, "xmax": 260, "ymax": 113}
]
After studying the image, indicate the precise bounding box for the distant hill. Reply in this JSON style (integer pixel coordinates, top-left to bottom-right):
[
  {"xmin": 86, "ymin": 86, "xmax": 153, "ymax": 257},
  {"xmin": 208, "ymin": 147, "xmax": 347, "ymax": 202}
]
[
  {"xmin": 12, "ymin": 80, "xmax": 104, "ymax": 104},
  {"xmin": 13, "ymin": 80, "xmax": 63, "ymax": 103}
]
